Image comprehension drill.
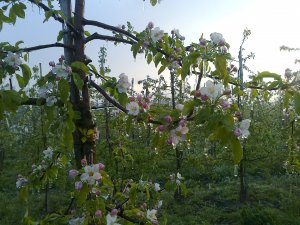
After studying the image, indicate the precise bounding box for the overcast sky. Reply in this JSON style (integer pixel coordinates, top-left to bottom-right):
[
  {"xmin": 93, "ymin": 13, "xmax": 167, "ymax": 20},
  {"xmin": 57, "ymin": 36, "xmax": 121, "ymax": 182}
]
[{"xmin": 1, "ymin": 0, "xmax": 300, "ymax": 89}]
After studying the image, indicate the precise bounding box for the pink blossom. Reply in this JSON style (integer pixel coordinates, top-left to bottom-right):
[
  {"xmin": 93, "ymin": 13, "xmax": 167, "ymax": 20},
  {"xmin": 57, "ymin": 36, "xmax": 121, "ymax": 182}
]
[
  {"xmin": 95, "ymin": 210, "xmax": 102, "ymax": 217},
  {"xmin": 69, "ymin": 169, "xmax": 77, "ymax": 178},
  {"xmin": 165, "ymin": 115, "xmax": 172, "ymax": 124}
]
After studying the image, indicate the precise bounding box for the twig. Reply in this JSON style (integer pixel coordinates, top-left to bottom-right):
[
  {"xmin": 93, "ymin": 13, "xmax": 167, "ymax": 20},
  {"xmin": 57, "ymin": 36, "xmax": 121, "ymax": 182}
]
[
  {"xmin": 85, "ymin": 33, "xmax": 136, "ymax": 45},
  {"xmin": 82, "ymin": 18, "xmax": 139, "ymax": 42},
  {"xmin": 12, "ymin": 43, "xmax": 74, "ymax": 53},
  {"xmin": 28, "ymin": 0, "xmax": 80, "ymax": 36}
]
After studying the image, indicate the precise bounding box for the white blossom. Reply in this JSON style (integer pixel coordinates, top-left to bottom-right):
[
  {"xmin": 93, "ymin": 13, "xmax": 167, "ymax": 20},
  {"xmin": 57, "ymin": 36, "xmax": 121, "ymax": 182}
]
[
  {"xmin": 16, "ymin": 175, "xmax": 28, "ymax": 189},
  {"xmin": 4, "ymin": 52, "xmax": 22, "ymax": 67},
  {"xmin": 200, "ymin": 80, "xmax": 223, "ymax": 101},
  {"xmin": 106, "ymin": 214, "xmax": 120, "ymax": 225},
  {"xmin": 43, "ymin": 147, "xmax": 53, "ymax": 160},
  {"xmin": 126, "ymin": 101, "xmax": 140, "ymax": 116},
  {"xmin": 146, "ymin": 209, "xmax": 158, "ymax": 223},
  {"xmin": 239, "ymin": 119, "xmax": 251, "ymax": 138},
  {"xmin": 51, "ymin": 64, "xmax": 70, "ymax": 79},
  {"xmin": 175, "ymin": 103, "xmax": 184, "ymax": 111},
  {"xmin": 38, "ymin": 83, "xmax": 53, "ymax": 98},
  {"xmin": 151, "ymin": 27, "xmax": 164, "ymax": 42},
  {"xmin": 154, "ymin": 183, "xmax": 161, "ymax": 191},
  {"xmin": 210, "ymin": 32, "xmax": 225, "ymax": 45},
  {"xmin": 80, "ymin": 164, "xmax": 102, "ymax": 185},
  {"xmin": 170, "ymin": 125, "xmax": 189, "ymax": 145},
  {"xmin": 69, "ymin": 217, "xmax": 84, "ymax": 225},
  {"xmin": 116, "ymin": 73, "xmax": 131, "ymax": 93}
]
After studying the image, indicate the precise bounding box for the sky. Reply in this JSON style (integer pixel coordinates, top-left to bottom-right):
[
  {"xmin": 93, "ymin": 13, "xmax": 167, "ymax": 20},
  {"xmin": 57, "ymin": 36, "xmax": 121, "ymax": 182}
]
[{"xmin": 1, "ymin": 0, "xmax": 300, "ymax": 90}]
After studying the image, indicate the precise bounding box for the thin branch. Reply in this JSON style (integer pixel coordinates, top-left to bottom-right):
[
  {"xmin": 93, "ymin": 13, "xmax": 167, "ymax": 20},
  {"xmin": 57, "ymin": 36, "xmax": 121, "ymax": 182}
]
[
  {"xmin": 13, "ymin": 43, "xmax": 74, "ymax": 53},
  {"xmin": 28, "ymin": 0, "xmax": 80, "ymax": 36},
  {"xmin": 89, "ymin": 80, "xmax": 128, "ymax": 113},
  {"xmin": 85, "ymin": 33, "xmax": 136, "ymax": 45},
  {"xmin": 82, "ymin": 18, "xmax": 139, "ymax": 42}
]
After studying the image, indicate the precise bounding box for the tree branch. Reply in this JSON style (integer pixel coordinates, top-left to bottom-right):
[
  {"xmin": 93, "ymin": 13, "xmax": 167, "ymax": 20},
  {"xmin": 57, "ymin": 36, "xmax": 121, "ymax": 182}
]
[
  {"xmin": 13, "ymin": 43, "xmax": 74, "ymax": 53},
  {"xmin": 89, "ymin": 80, "xmax": 128, "ymax": 113},
  {"xmin": 82, "ymin": 18, "xmax": 139, "ymax": 42},
  {"xmin": 85, "ymin": 33, "xmax": 136, "ymax": 45},
  {"xmin": 28, "ymin": 0, "xmax": 80, "ymax": 36}
]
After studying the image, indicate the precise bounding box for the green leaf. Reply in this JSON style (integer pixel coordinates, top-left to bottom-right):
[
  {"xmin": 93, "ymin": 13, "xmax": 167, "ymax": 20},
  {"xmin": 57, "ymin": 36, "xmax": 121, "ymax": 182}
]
[
  {"xmin": 215, "ymin": 55, "xmax": 228, "ymax": 83},
  {"xmin": 20, "ymin": 64, "xmax": 31, "ymax": 87},
  {"xmin": 84, "ymin": 31, "xmax": 91, "ymax": 37},
  {"xmin": 294, "ymin": 91, "xmax": 300, "ymax": 114},
  {"xmin": 154, "ymin": 52, "xmax": 162, "ymax": 67},
  {"xmin": 16, "ymin": 74, "xmax": 25, "ymax": 88},
  {"xmin": 181, "ymin": 57, "xmax": 190, "ymax": 80},
  {"xmin": 158, "ymin": 65, "xmax": 166, "ymax": 75},
  {"xmin": 72, "ymin": 72, "xmax": 84, "ymax": 90},
  {"xmin": 230, "ymin": 137, "xmax": 243, "ymax": 164},
  {"xmin": 150, "ymin": 0, "xmax": 158, "ymax": 6},
  {"xmin": 71, "ymin": 61, "xmax": 89, "ymax": 74},
  {"xmin": 258, "ymin": 71, "xmax": 282, "ymax": 81},
  {"xmin": 118, "ymin": 92, "xmax": 128, "ymax": 107},
  {"xmin": 57, "ymin": 30, "xmax": 63, "ymax": 42},
  {"xmin": 58, "ymin": 79, "xmax": 69, "ymax": 103},
  {"xmin": 182, "ymin": 101, "xmax": 194, "ymax": 116},
  {"xmin": 19, "ymin": 186, "xmax": 28, "ymax": 203},
  {"xmin": 131, "ymin": 43, "xmax": 141, "ymax": 58},
  {"xmin": 147, "ymin": 54, "xmax": 152, "ymax": 64},
  {"xmin": 11, "ymin": 3, "xmax": 26, "ymax": 19},
  {"xmin": 77, "ymin": 183, "xmax": 88, "ymax": 207}
]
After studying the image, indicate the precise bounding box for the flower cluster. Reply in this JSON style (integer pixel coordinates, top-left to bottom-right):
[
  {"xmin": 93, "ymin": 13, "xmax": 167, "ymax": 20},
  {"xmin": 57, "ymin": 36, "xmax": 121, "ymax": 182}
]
[
  {"xmin": 16, "ymin": 174, "xmax": 28, "ymax": 189},
  {"xmin": 170, "ymin": 172, "xmax": 184, "ymax": 186},
  {"xmin": 150, "ymin": 27, "xmax": 164, "ymax": 42},
  {"xmin": 198, "ymin": 80, "xmax": 223, "ymax": 102},
  {"xmin": 49, "ymin": 55, "xmax": 72, "ymax": 80},
  {"xmin": 126, "ymin": 94, "xmax": 151, "ymax": 116},
  {"xmin": 43, "ymin": 147, "xmax": 54, "ymax": 160},
  {"xmin": 234, "ymin": 119, "xmax": 251, "ymax": 138},
  {"xmin": 210, "ymin": 32, "xmax": 225, "ymax": 46},
  {"xmin": 169, "ymin": 122, "xmax": 189, "ymax": 145},
  {"xmin": 116, "ymin": 73, "xmax": 131, "ymax": 93}
]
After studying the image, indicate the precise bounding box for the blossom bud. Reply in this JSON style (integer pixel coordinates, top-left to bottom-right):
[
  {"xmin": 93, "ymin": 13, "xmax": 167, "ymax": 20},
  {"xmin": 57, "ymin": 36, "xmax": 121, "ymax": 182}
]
[
  {"xmin": 285, "ymin": 68, "xmax": 292, "ymax": 79},
  {"xmin": 81, "ymin": 159, "xmax": 87, "ymax": 166},
  {"xmin": 232, "ymin": 66, "xmax": 238, "ymax": 73},
  {"xmin": 129, "ymin": 96, "xmax": 135, "ymax": 102},
  {"xmin": 75, "ymin": 181, "xmax": 83, "ymax": 190},
  {"xmin": 143, "ymin": 103, "xmax": 149, "ymax": 109},
  {"xmin": 180, "ymin": 36, "xmax": 185, "ymax": 41},
  {"xmin": 32, "ymin": 164, "xmax": 37, "ymax": 171},
  {"xmin": 201, "ymin": 94, "xmax": 208, "ymax": 101},
  {"xmin": 69, "ymin": 169, "xmax": 77, "ymax": 178},
  {"xmin": 121, "ymin": 25, "xmax": 126, "ymax": 30},
  {"xmin": 137, "ymin": 94, "xmax": 143, "ymax": 101},
  {"xmin": 143, "ymin": 41, "xmax": 150, "ymax": 47},
  {"xmin": 49, "ymin": 61, "xmax": 55, "ymax": 67},
  {"xmin": 199, "ymin": 38, "xmax": 207, "ymax": 46},
  {"xmin": 224, "ymin": 87, "xmax": 231, "ymax": 95},
  {"xmin": 234, "ymin": 128, "xmax": 242, "ymax": 137},
  {"xmin": 195, "ymin": 90, "xmax": 201, "ymax": 98},
  {"xmin": 60, "ymin": 55, "xmax": 65, "ymax": 60},
  {"xmin": 95, "ymin": 210, "xmax": 102, "ymax": 217},
  {"xmin": 98, "ymin": 163, "xmax": 105, "ymax": 170},
  {"xmin": 189, "ymin": 47, "xmax": 194, "ymax": 52},
  {"xmin": 144, "ymin": 97, "xmax": 150, "ymax": 103},
  {"xmin": 235, "ymin": 111, "xmax": 242, "ymax": 118},
  {"xmin": 158, "ymin": 125, "xmax": 164, "ymax": 132},
  {"xmin": 165, "ymin": 115, "xmax": 172, "ymax": 124},
  {"xmin": 111, "ymin": 208, "xmax": 118, "ymax": 216},
  {"xmin": 167, "ymin": 137, "xmax": 173, "ymax": 145},
  {"xmin": 179, "ymin": 119, "xmax": 186, "ymax": 126},
  {"xmin": 59, "ymin": 58, "xmax": 63, "ymax": 63},
  {"xmin": 95, "ymin": 190, "xmax": 101, "ymax": 196},
  {"xmin": 220, "ymin": 99, "xmax": 230, "ymax": 110},
  {"xmin": 148, "ymin": 22, "xmax": 154, "ymax": 29}
]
